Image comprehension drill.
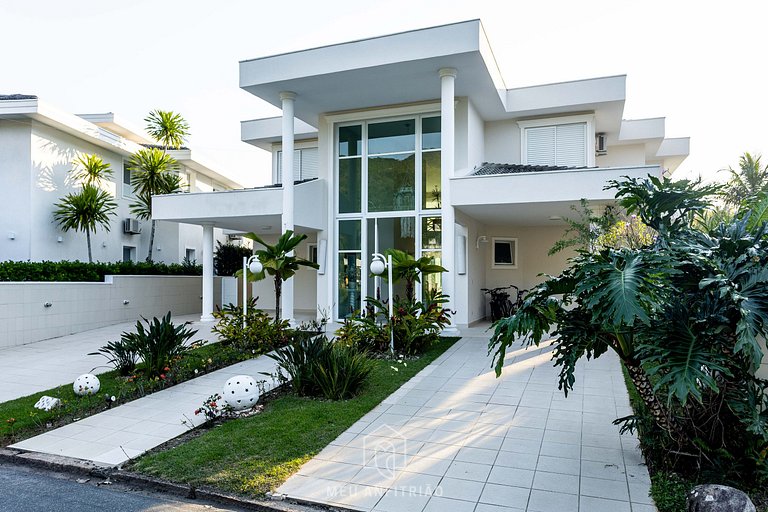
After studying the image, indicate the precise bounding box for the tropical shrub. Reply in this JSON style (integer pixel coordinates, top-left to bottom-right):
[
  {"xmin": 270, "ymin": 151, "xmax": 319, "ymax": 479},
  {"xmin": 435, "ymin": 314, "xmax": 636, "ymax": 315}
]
[
  {"xmin": 214, "ymin": 241, "xmax": 252, "ymax": 276},
  {"xmin": 89, "ymin": 339, "xmax": 139, "ymax": 376},
  {"xmin": 0, "ymin": 260, "xmax": 201, "ymax": 282},
  {"xmin": 489, "ymin": 175, "xmax": 768, "ymax": 486},
  {"xmin": 383, "ymin": 249, "xmax": 447, "ymax": 302},
  {"xmin": 122, "ymin": 312, "xmax": 199, "ymax": 377},
  {"xmin": 269, "ymin": 335, "xmax": 373, "ymax": 400},
  {"xmin": 212, "ymin": 298, "xmax": 291, "ymax": 352},
  {"xmin": 338, "ymin": 290, "xmax": 452, "ymax": 355}
]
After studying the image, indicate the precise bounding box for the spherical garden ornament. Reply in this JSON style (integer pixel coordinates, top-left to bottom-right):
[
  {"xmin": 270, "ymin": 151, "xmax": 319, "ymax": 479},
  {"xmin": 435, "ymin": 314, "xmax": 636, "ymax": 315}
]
[
  {"xmin": 73, "ymin": 373, "xmax": 100, "ymax": 396},
  {"xmin": 223, "ymin": 375, "xmax": 258, "ymax": 411}
]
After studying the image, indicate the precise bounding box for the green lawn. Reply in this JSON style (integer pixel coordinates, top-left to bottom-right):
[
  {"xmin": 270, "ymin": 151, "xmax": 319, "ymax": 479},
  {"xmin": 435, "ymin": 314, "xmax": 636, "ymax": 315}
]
[{"xmin": 130, "ymin": 337, "xmax": 460, "ymax": 497}]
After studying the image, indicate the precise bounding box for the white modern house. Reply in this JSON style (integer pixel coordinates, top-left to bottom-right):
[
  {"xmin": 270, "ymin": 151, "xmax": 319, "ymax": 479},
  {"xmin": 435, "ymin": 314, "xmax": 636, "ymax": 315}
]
[
  {"xmin": 0, "ymin": 95, "xmax": 242, "ymax": 264},
  {"xmin": 154, "ymin": 19, "xmax": 689, "ymax": 326}
]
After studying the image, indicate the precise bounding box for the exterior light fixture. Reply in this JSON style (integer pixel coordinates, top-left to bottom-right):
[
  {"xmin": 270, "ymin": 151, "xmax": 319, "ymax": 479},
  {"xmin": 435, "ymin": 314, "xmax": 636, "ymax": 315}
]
[
  {"xmin": 242, "ymin": 255, "xmax": 263, "ymax": 328},
  {"xmin": 370, "ymin": 252, "xmax": 394, "ymax": 354}
]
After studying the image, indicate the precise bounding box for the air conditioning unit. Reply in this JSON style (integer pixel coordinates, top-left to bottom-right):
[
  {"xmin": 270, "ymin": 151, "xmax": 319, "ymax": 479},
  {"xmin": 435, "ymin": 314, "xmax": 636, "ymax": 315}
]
[
  {"xmin": 227, "ymin": 234, "xmax": 243, "ymax": 241},
  {"xmin": 123, "ymin": 218, "xmax": 141, "ymax": 235},
  {"xmin": 596, "ymin": 133, "xmax": 608, "ymax": 155}
]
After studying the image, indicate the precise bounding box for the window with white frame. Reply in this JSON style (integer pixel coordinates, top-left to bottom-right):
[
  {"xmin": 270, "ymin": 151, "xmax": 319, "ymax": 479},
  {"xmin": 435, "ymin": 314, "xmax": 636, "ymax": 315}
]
[
  {"xmin": 335, "ymin": 114, "xmax": 441, "ymax": 320},
  {"xmin": 307, "ymin": 243, "xmax": 318, "ymax": 264},
  {"xmin": 276, "ymin": 147, "xmax": 319, "ymax": 183},
  {"xmin": 520, "ymin": 116, "xmax": 593, "ymax": 168},
  {"xmin": 185, "ymin": 248, "xmax": 196, "ymax": 263},
  {"xmin": 122, "ymin": 246, "xmax": 136, "ymax": 262},
  {"xmin": 492, "ymin": 237, "xmax": 518, "ymax": 269},
  {"xmin": 122, "ymin": 161, "xmax": 134, "ymax": 197}
]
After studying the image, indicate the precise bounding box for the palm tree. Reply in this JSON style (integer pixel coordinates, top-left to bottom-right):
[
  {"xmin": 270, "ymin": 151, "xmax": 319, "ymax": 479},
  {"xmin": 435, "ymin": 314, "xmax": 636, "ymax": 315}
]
[
  {"xmin": 722, "ymin": 152, "xmax": 768, "ymax": 205},
  {"xmin": 128, "ymin": 148, "xmax": 181, "ymax": 261},
  {"xmin": 381, "ymin": 249, "xmax": 447, "ymax": 303},
  {"xmin": 71, "ymin": 154, "xmax": 113, "ymax": 187},
  {"xmin": 241, "ymin": 230, "xmax": 319, "ymax": 323},
  {"xmin": 145, "ymin": 110, "xmax": 190, "ymax": 151},
  {"xmin": 53, "ymin": 184, "xmax": 117, "ymax": 262}
]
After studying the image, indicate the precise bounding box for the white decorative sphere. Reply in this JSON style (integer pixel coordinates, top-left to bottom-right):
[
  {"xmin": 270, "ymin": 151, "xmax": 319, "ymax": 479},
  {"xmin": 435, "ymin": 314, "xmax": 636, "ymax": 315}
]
[
  {"xmin": 370, "ymin": 259, "xmax": 386, "ymax": 276},
  {"xmin": 223, "ymin": 375, "xmax": 258, "ymax": 411},
  {"xmin": 73, "ymin": 374, "xmax": 100, "ymax": 396},
  {"xmin": 248, "ymin": 259, "xmax": 263, "ymax": 275}
]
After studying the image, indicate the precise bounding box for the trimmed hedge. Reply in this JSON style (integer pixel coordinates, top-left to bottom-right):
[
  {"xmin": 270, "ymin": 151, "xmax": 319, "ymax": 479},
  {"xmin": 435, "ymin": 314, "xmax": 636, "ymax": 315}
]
[{"xmin": 0, "ymin": 260, "xmax": 202, "ymax": 282}]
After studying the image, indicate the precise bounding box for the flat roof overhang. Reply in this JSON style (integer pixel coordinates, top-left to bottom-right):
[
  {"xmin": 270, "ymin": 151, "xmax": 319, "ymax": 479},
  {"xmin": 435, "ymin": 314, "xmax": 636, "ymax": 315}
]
[
  {"xmin": 451, "ymin": 165, "xmax": 661, "ymax": 226},
  {"xmin": 241, "ymin": 117, "xmax": 318, "ymax": 150},
  {"xmin": 239, "ymin": 20, "xmax": 509, "ymax": 124},
  {"xmin": 152, "ymin": 179, "xmax": 326, "ymax": 233}
]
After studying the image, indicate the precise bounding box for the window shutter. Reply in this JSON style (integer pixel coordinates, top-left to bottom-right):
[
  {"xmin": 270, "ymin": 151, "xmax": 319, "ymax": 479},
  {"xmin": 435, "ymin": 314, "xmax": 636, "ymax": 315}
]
[
  {"xmin": 555, "ymin": 123, "xmax": 587, "ymax": 167},
  {"xmin": 525, "ymin": 126, "xmax": 556, "ymax": 166},
  {"xmin": 301, "ymin": 147, "xmax": 318, "ymax": 179},
  {"xmin": 276, "ymin": 149, "xmax": 303, "ymax": 183}
]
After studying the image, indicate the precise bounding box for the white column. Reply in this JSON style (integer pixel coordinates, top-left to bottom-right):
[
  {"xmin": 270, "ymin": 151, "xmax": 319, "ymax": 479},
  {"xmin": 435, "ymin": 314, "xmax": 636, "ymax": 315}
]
[
  {"xmin": 280, "ymin": 91, "xmax": 296, "ymax": 323},
  {"xmin": 201, "ymin": 223, "xmax": 215, "ymax": 322},
  {"xmin": 439, "ymin": 68, "xmax": 458, "ymax": 332}
]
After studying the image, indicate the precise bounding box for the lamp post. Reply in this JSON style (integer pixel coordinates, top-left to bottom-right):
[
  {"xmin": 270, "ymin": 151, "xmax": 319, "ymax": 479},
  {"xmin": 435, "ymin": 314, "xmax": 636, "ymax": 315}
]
[
  {"xmin": 243, "ymin": 255, "xmax": 263, "ymax": 329},
  {"xmin": 370, "ymin": 252, "xmax": 394, "ymax": 354}
]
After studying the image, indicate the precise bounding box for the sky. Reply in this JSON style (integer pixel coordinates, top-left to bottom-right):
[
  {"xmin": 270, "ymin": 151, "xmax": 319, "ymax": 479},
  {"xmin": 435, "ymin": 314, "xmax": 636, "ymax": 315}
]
[{"xmin": 1, "ymin": 0, "xmax": 765, "ymax": 187}]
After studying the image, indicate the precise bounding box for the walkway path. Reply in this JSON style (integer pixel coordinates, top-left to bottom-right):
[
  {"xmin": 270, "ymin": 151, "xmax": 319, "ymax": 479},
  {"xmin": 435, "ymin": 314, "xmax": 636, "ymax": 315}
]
[
  {"xmin": 10, "ymin": 353, "xmax": 281, "ymax": 466},
  {"xmin": 0, "ymin": 314, "xmax": 218, "ymax": 404},
  {"xmin": 276, "ymin": 326, "xmax": 655, "ymax": 512}
]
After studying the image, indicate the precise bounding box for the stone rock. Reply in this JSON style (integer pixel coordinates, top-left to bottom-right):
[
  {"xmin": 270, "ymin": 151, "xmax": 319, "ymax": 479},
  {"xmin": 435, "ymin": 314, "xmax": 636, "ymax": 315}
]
[
  {"xmin": 687, "ymin": 484, "xmax": 756, "ymax": 512},
  {"xmin": 223, "ymin": 375, "xmax": 258, "ymax": 411},
  {"xmin": 73, "ymin": 373, "xmax": 100, "ymax": 396},
  {"xmin": 33, "ymin": 395, "xmax": 61, "ymax": 411}
]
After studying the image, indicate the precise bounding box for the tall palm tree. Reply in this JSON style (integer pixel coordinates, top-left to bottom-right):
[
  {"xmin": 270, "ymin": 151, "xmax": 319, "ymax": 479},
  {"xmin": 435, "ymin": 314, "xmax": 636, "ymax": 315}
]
[
  {"xmin": 53, "ymin": 184, "xmax": 117, "ymax": 262},
  {"xmin": 71, "ymin": 153, "xmax": 113, "ymax": 187},
  {"xmin": 128, "ymin": 148, "xmax": 180, "ymax": 261},
  {"xmin": 241, "ymin": 230, "xmax": 319, "ymax": 323},
  {"xmin": 145, "ymin": 110, "xmax": 190, "ymax": 151},
  {"xmin": 722, "ymin": 152, "xmax": 768, "ymax": 205}
]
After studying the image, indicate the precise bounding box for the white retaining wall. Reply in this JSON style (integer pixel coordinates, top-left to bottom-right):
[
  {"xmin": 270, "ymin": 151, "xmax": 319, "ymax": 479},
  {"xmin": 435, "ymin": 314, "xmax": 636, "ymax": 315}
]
[{"xmin": 0, "ymin": 275, "xmax": 224, "ymax": 348}]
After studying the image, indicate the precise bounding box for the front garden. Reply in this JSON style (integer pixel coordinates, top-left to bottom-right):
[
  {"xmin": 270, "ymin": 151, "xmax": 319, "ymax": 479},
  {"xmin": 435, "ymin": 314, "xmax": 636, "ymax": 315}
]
[{"xmin": 0, "ymin": 228, "xmax": 458, "ymax": 502}]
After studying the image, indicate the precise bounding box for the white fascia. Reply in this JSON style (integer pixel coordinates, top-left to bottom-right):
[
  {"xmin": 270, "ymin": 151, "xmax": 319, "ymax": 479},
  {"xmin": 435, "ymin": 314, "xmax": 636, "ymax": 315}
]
[
  {"xmin": 241, "ymin": 116, "xmax": 318, "ymax": 150},
  {"xmin": 168, "ymin": 148, "xmax": 243, "ymax": 189},
  {"xmin": 76, "ymin": 112, "xmax": 154, "ymax": 145},
  {"xmin": 0, "ymin": 98, "xmax": 143, "ymax": 156}
]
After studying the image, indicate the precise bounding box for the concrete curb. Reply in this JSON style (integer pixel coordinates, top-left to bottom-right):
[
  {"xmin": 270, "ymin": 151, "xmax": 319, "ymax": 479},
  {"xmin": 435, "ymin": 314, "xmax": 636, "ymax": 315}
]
[{"xmin": 0, "ymin": 448, "xmax": 337, "ymax": 512}]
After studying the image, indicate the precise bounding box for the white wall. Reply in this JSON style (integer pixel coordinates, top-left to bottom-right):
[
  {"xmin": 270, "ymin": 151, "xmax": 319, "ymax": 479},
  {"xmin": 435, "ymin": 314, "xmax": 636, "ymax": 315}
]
[
  {"xmin": 454, "ymin": 210, "xmax": 486, "ymax": 326},
  {"xmin": 596, "ymin": 144, "xmax": 646, "ymax": 168},
  {"xmin": 483, "ymin": 224, "xmax": 572, "ymax": 296},
  {"xmin": 0, "ymin": 275, "xmax": 226, "ymax": 348},
  {"xmin": 0, "ymin": 120, "xmax": 33, "ymax": 261},
  {"xmin": 484, "ymin": 119, "xmax": 522, "ymax": 166}
]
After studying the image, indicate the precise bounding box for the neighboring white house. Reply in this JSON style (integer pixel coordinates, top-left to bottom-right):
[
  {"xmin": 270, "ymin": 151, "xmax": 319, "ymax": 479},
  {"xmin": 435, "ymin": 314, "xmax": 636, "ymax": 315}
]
[
  {"xmin": 0, "ymin": 95, "xmax": 242, "ymax": 264},
  {"xmin": 153, "ymin": 19, "xmax": 690, "ymax": 326}
]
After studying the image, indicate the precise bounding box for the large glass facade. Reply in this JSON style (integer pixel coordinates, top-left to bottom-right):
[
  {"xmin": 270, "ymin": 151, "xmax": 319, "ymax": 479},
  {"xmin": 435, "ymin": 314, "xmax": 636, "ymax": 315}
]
[{"xmin": 336, "ymin": 114, "xmax": 441, "ymax": 319}]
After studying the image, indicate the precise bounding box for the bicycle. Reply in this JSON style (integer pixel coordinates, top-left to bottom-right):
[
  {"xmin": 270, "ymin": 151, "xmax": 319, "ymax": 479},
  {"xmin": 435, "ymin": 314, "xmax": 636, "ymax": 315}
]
[{"xmin": 481, "ymin": 285, "xmax": 529, "ymax": 322}]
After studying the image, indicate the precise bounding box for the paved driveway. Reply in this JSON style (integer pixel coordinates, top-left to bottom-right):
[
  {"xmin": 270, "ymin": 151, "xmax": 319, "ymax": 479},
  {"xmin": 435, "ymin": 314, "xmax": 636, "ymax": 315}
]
[
  {"xmin": 0, "ymin": 314, "xmax": 217, "ymax": 404},
  {"xmin": 277, "ymin": 329, "xmax": 656, "ymax": 512}
]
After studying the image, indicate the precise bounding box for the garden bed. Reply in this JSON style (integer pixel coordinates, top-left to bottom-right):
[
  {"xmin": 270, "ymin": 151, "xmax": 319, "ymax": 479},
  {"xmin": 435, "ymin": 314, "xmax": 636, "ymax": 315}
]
[
  {"xmin": 0, "ymin": 342, "xmax": 253, "ymax": 445},
  {"xmin": 127, "ymin": 336, "xmax": 460, "ymax": 497}
]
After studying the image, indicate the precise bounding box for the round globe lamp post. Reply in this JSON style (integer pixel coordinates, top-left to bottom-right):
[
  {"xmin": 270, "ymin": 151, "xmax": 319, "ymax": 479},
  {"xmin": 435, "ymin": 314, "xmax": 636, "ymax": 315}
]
[
  {"xmin": 370, "ymin": 252, "xmax": 394, "ymax": 354},
  {"xmin": 242, "ymin": 255, "xmax": 263, "ymax": 328}
]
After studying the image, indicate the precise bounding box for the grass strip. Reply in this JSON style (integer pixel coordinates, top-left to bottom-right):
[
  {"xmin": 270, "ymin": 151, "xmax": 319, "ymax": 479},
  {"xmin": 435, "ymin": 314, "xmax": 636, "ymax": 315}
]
[{"xmin": 130, "ymin": 336, "xmax": 460, "ymax": 497}]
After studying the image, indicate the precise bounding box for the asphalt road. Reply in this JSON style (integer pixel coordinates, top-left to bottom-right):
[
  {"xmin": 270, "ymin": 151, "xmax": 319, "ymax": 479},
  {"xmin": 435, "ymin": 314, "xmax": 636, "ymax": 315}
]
[{"xmin": 0, "ymin": 462, "xmax": 245, "ymax": 512}]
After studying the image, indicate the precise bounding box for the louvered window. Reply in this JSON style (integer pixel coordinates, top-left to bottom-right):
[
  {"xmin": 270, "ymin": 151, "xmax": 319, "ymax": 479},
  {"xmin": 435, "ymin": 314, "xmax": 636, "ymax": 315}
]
[
  {"xmin": 276, "ymin": 147, "xmax": 319, "ymax": 183},
  {"xmin": 524, "ymin": 122, "xmax": 587, "ymax": 167}
]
